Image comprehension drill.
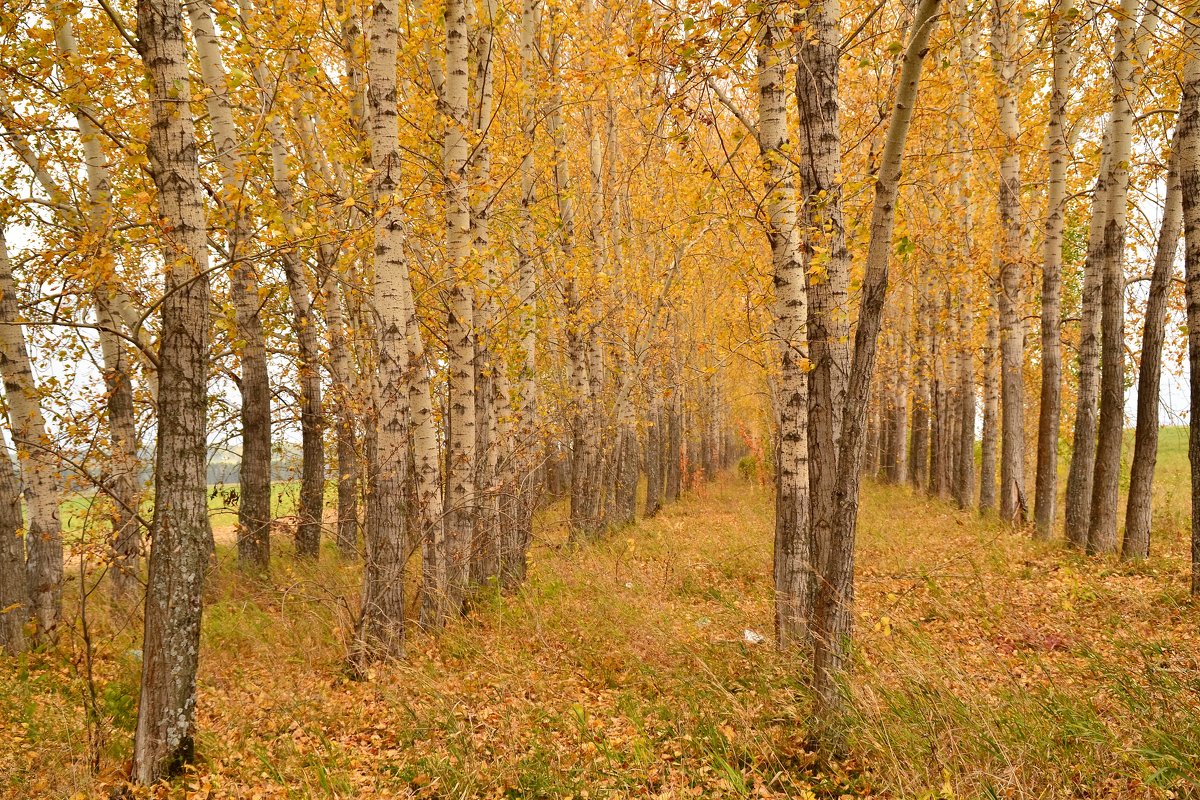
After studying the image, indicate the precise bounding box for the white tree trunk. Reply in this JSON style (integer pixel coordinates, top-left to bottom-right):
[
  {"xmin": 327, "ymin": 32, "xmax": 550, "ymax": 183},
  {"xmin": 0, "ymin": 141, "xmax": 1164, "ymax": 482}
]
[
  {"xmin": 810, "ymin": 0, "xmax": 941, "ymax": 733},
  {"xmin": 1034, "ymin": 0, "xmax": 1075, "ymax": 536},
  {"xmin": 0, "ymin": 229, "xmax": 62, "ymax": 641},
  {"xmin": 186, "ymin": 0, "xmax": 272, "ymax": 569}
]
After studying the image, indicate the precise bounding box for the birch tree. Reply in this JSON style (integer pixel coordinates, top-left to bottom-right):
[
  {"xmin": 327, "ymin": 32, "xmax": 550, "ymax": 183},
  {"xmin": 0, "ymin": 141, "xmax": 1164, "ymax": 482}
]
[
  {"xmin": 1123, "ymin": 142, "xmax": 1182, "ymax": 559},
  {"xmin": 0, "ymin": 228, "xmax": 62, "ymax": 640},
  {"xmin": 810, "ymin": 0, "xmax": 941, "ymax": 732},
  {"xmin": 1034, "ymin": 0, "xmax": 1075, "ymax": 536},
  {"xmin": 1087, "ymin": 0, "xmax": 1150, "ymax": 554},
  {"xmin": 131, "ymin": 0, "xmax": 214, "ymax": 778},
  {"xmin": 185, "ymin": 0, "xmax": 272, "ymax": 570}
]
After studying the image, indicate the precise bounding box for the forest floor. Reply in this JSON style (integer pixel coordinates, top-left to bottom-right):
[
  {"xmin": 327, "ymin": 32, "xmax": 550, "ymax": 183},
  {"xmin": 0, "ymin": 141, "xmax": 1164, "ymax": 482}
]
[{"xmin": 3, "ymin": 433, "xmax": 1200, "ymax": 798}]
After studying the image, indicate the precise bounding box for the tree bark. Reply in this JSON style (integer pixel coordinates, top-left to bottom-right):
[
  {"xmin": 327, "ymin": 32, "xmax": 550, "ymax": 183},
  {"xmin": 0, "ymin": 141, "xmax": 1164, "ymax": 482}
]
[
  {"xmin": 1087, "ymin": 0, "xmax": 1145, "ymax": 555},
  {"xmin": 48, "ymin": 2, "xmax": 145, "ymax": 589},
  {"xmin": 644, "ymin": 399, "xmax": 663, "ymax": 517},
  {"xmin": 186, "ymin": 0, "xmax": 272, "ymax": 570},
  {"xmin": 0, "ymin": 230, "xmax": 62, "ymax": 641},
  {"xmin": 811, "ymin": 0, "xmax": 940, "ymax": 732},
  {"xmin": 241, "ymin": 35, "xmax": 326, "ymax": 561},
  {"xmin": 352, "ymin": 0, "xmax": 414, "ymax": 663},
  {"xmin": 131, "ymin": 0, "xmax": 214, "ymax": 777},
  {"xmin": 1122, "ymin": 147, "xmax": 1182, "ymax": 558},
  {"xmin": 443, "ymin": 0, "xmax": 477, "ymax": 613},
  {"xmin": 1180, "ymin": 29, "xmax": 1200, "ymax": 594},
  {"xmin": 980, "ymin": 290, "xmax": 1000, "ymax": 511},
  {"xmin": 1034, "ymin": 0, "xmax": 1075, "ymax": 537},
  {"xmin": 992, "ymin": 0, "xmax": 1026, "ymax": 526},
  {"xmin": 796, "ymin": 0, "xmax": 850, "ymax": 627},
  {"xmin": 665, "ymin": 395, "xmax": 682, "ymax": 503},
  {"xmin": 0, "ymin": 436, "xmax": 25, "ymax": 656},
  {"xmin": 1180, "ymin": 27, "xmax": 1200, "ymax": 593},
  {"xmin": 758, "ymin": 5, "xmax": 811, "ymax": 649}
]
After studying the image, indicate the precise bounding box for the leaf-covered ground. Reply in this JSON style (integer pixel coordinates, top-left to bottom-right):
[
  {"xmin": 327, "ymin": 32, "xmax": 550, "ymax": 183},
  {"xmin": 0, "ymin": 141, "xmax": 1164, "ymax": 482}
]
[{"xmin": 3, "ymin": 442, "xmax": 1200, "ymax": 798}]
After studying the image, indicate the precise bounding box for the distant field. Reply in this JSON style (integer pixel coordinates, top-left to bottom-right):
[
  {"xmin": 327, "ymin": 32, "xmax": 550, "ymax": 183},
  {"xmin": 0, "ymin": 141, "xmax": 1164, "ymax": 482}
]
[{"xmin": 59, "ymin": 479, "xmax": 339, "ymax": 545}]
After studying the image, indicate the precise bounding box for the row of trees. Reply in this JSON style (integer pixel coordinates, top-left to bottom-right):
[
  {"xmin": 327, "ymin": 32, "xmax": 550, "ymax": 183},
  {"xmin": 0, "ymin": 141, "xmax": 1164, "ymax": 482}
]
[
  {"xmin": 2, "ymin": 0, "xmax": 1200, "ymax": 784},
  {"xmin": 0, "ymin": 0, "xmax": 761, "ymax": 781}
]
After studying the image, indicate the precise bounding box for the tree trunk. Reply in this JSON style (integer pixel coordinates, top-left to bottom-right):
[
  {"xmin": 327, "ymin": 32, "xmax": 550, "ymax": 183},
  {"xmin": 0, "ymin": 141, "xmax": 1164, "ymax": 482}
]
[
  {"xmin": 644, "ymin": 399, "xmax": 663, "ymax": 517},
  {"xmin": 796, "ymin": 0, "xmax": 850, "ymax": 628},
  {"xmin": 980, "ymin": 293, "xmax": 1000, "ymax": 511},
  {"xmin": 0, "ymin": 437, "xmax": 25, "ymax": 656},
  {"xmin": 329, "ymin": 280, "xmax": 361, "ymax": 559},
  {"xmin": 665, "ymin": 396, "xmax": 682, "ymax": 503},
  {"xmin": 1087, "ymin": 0, "xmax": 1144, "ymax": 555},
  {"xmin": 131, "ymin": 0, "xmax": 214, "ymax": 777},
  {"xmin": 501, "ymin": 0, "xmax": 542, "ymax": 587},
  {"xmin": 1034, "ymin": 0, "xmax": 1075, "ymax": 537},
  {"xmin": 443, "ymin": 0, "xmax": 476, "ymax": 613},
  {"xmin": 992, "ymin": 0, "xmax": 1026, "ymax": 526},
  {"xmin": 910, "ymin": 285, "xmax": 930, "ymax": 490},
  {"xmin": 1181, "ymin": 27, "xmax": 1200, "ymax": 593},
  {"xmin": 49, "ymin": 3, "xmax": 145, "ymax": 589},
  {"xmin": 1123, "ymin": 147, "xmax": 1183, "ymax": 558},
  {"xmin": 811, "ymin": 0, "xmax": 940, "ymax": 732},
  {"xmin": 955, "ymin": 302, "xmax": 976, "ymax": 508},
  {"xmin": 352, "ymin": 0, "xmax": 413, "ymax": 664},
  {"xmin": 186, "ymin": 0, "xmax": 272, "ymax": 570},
  {"xmin": 0, "ymin": 230, "xmax": 62, "ymax": 641},
  {"xmin": 757, "ymin": 5, "xmax": 811, "ymax": 648}
]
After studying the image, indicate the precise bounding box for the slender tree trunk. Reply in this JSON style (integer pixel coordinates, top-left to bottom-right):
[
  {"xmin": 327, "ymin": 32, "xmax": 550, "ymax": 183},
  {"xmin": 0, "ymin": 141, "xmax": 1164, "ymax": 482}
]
[
  {"xmin": 353, "ymin": 0, "xmax": 414, "ymax": 663},
  {"xmin": 1063, "ymin": 1, "xmax": 1157, "ymax": 543},
  {"xmin": 665, "ymin": 395, "xmax": 682, "ymax": 503},
  {"xmin": 1034, "ymin": 0, "xmax": 1076, "ymax": 537},
  {"xmin": 1180, "ymin": 27, "xmax": 1200, "ymax": 593},
  {"xmin": 329, "ymin": 280, "xmax": 361, "ymax": 558},
  {"xmin": 0, "ymin": 230, "xmax": 62, "ymax": 640},
  {"xmin": 1123, "ymin": 147, "xmax": 1182, "ymax": 558},
  {"xmin": 758, "ymin": 4, "xmax": 811, "ymax": 648},
  {"xmin": 980, "ymin": 289, "xmax": 999, "ymax": 511},
  {"xmin": 0, "ymin": 438, "xmax": 25, "ymax": 656},
  {"xmin": 644, "ymin": 398, "xmax": 663, "ymax": 517},
  {"xmin": 49, "ymin": 3, "xmax": 145, "ymax": 588},
  {"xmin": 470, "ymin": 0, "xmax": 504, "ymax": 588},
  {"xmin": 797, "ymin": 0, "xmax": 850, "ymax": 631},
  {"xmin": 992, "ymin": 0, "xmax": 1026, "ymax": 526},
  {"xmin": 186, "ymin": 0, "xmax": 271, "ymax": 570},
  {"xmin": 500, "ymin": 0, "xmax": 541, "ymax": 586},
  {"xmin": 1088, "ymin": 0, "xmax": 1144, "ymax": 555},
  {"xmin": 811, "ymin": 0, "xmax": 940, "ymax": 732},
  {"xmin": 442, "ymin": 0, "xmax": 476, "ymax": 612},
  {"xmin": 953, "ymin": 13, "xmax": 978, "ymax": 511},
  {"xmin": 130, "ymin": 0, "xmax": 213, "ymax": 777},
  {"xmin": 910, "ymin": 285, "xmax": 930, "ymax": 490}
]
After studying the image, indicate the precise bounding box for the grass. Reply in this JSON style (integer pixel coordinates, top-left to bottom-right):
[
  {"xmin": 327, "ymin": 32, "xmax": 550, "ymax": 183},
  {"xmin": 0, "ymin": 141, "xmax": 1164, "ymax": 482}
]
[{"xmin": 2, "ymin": 433, "xmax": 1199, "ymax": 798}]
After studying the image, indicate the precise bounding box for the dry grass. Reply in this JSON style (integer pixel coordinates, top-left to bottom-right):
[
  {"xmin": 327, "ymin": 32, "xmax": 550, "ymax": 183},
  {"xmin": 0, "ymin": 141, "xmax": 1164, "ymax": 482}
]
[{"xmin": 2, "ymin": 456, "xmax": 1200, "ymax": 798}]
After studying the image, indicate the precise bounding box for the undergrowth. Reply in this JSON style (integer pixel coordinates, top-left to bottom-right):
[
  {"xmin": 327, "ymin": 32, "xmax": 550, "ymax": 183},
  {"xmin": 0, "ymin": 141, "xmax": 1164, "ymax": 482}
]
[{"xmin": 2, "ymin": 465, "xmax": 1199, "ymax": 798}]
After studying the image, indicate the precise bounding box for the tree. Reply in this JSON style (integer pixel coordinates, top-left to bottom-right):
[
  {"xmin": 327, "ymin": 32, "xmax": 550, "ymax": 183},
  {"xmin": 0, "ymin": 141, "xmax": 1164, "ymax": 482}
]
[
  {"xmin": 0, "ymin": 227, "xmax": 63, "ymax": 641},
  {"xmin": 1123, "ymin": 140, "xmax": 1183, "ymax": 559},
  {"xmin": 756, "ymin": 3, "xmax": 810, "ymax": 649},
  {"xmin": 810, "ymin": 0, "xmax": 942, "ymax": 732},
  {"xmin": 352, "ymin": 0, "xmax": 414, "ymax": 664},
  {"xmin": 1179, "ymin": 13, "xmax": 1200, "ymax": 595},
  {"xmin": 131, "ymin": 0, "xmax": 214, "ymax": 778},
  {"xmin": 991, "ymin": 0, "xmax": 1026, "ymax": 526},
  {"xmin": 1034, "ymin": 0, "xmax": 1075, "ymax": 536},
  {"xmin": 185, "ymin": 0, "xmax": 272, "ymax": 571},
  {"xmin": 1087, "ymin": 0, "xmax": 1152, "ymax": 555}
]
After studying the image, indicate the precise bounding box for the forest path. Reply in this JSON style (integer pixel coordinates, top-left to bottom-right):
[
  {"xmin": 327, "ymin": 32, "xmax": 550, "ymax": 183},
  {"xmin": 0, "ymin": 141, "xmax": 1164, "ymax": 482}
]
[{"xmin": 190, "ymin": 474, "xmax": 1200, "ymax": 797}]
